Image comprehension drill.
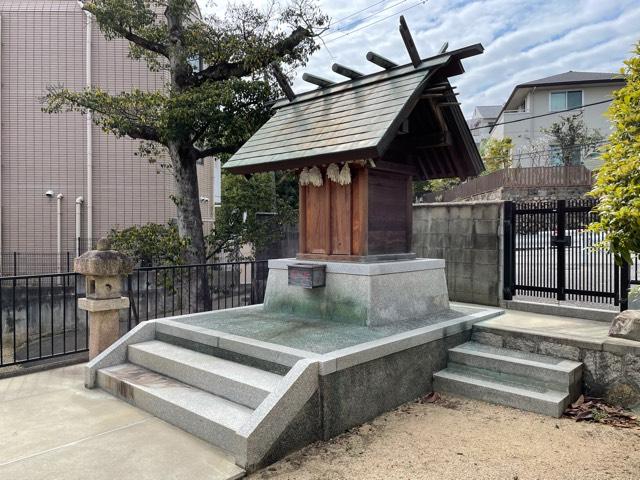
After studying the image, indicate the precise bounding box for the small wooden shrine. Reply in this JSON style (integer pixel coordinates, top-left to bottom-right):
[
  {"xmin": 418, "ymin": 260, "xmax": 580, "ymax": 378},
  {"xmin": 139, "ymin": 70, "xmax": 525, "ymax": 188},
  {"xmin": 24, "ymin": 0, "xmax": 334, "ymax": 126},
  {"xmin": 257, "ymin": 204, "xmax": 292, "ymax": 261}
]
[{"xmin": 224, "ymin": 17, "xmax": 484, "ymax": 262}]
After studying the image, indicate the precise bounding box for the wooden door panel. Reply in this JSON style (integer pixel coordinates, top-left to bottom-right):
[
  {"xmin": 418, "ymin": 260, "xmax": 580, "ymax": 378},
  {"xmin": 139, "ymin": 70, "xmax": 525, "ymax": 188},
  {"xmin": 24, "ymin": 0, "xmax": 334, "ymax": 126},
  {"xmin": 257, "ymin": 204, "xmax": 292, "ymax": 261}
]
[
  {"xmin": 330, "ymin": 182, "xmax": 351, "ymax": 255},
  {"xmin": 304, "ymin": 183, "xmax": 330, "ymax": 254}
]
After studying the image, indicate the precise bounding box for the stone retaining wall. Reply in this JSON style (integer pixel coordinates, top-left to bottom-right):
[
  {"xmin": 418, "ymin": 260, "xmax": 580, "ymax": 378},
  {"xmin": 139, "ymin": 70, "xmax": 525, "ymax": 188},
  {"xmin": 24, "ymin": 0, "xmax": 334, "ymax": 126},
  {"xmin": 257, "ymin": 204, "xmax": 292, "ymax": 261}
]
[{"xmin": 472, "ymin": 327, "xmax": 640, "ymax": 408}]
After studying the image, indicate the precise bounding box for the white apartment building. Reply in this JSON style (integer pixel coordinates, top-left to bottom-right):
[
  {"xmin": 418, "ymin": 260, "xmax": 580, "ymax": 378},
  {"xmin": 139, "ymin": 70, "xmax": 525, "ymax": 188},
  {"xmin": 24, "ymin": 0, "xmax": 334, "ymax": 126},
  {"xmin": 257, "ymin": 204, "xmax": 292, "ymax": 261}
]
[
  {"xmin": 467, "ymin": 105, "xmax": 501, "ymax": 146},
  {"xmin": 0, "ymin": 1, "xmax": 218, "ymax": 273},
  {"xmin": 489, "ymin": 71, "xmax": 625, "ymax": 168}
]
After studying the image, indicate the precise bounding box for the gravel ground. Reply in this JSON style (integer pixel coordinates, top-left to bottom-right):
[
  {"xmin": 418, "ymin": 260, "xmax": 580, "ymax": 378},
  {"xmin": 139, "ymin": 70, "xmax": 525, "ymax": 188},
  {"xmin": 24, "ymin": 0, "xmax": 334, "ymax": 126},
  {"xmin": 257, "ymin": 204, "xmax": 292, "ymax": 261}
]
[{"xmin": 249, "ymin": 395, "xmax": 640, "ymax": 480}]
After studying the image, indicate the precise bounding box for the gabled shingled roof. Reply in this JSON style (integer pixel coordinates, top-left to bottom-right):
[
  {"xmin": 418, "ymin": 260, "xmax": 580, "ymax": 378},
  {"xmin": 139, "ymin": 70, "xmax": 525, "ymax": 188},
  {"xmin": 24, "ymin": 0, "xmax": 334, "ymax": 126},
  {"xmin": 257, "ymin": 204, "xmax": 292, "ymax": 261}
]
[
  {"xmin": 224, "ymin": 44, "xmax": 484, "ymax": 179},
  {"xmin": 518, "ymin": 71, "xmax": 623, "ymax": 87}
]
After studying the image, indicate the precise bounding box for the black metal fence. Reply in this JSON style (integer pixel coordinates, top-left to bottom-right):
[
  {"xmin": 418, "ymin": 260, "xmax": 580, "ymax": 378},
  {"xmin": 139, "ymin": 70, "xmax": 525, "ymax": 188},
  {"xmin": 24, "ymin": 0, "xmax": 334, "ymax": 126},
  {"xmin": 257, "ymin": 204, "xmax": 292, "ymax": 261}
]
[
  {"xmin": 503, "ymin": 199, "xmax": 634, "ymax": 309},
  {"xmin": 0, "ymin": 260, "xmax": 268, "ymax": 368},
  {"xmin": 0, "ymin": 272, "xmax": 88, "ymax": 368},
  {"xmin": 0, "ymin": 238, "xmax": 102, "ymax": 276},
  {"xmin": 1, "ymin": 252, "xmax": 76, "ymax": 276}
]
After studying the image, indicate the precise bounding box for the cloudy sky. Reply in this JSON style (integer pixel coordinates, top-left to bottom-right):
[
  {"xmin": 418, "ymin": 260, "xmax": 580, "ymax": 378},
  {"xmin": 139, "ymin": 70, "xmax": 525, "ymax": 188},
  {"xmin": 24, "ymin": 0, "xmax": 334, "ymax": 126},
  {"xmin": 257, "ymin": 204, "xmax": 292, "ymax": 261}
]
[{"xmin": 199, "ymin": 0, "xmax": 639, "ymax": 117}]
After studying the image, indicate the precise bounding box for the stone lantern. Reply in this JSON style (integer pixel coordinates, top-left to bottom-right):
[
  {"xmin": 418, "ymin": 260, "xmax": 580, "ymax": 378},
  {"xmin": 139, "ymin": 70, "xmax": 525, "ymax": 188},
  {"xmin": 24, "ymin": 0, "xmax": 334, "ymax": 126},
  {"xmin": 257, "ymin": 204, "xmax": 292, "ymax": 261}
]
[{"xmin": 75, "ymin": 238, "xmax": 134, "ymax": 359}]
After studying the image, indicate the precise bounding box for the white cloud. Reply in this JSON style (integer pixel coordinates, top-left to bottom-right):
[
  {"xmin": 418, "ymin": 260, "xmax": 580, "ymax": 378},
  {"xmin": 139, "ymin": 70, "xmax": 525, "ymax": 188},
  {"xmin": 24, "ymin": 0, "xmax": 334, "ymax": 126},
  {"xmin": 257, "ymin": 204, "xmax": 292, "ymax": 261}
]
[{"xmin": 198, "ymin": 0, "xmax": 639, "ymax": 116}]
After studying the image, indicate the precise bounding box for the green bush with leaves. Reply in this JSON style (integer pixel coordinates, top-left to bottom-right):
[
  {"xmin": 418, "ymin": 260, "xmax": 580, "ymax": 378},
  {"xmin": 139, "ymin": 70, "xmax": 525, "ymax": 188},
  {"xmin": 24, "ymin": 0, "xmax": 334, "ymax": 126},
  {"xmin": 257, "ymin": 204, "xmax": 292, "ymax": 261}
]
[
  {"xmin": 108, "ymin": 223, "xmax": 188, "ymax": 266},
  {"xmin": 206, "ymin": 172, "xmax": 297, "ymax": 260},
  {"xmin": 480, "ymin": 137, "xmax": 513, "ymax": 172},
  {"xmin": 542, "ymin": 114, "xmax": 603, "ymax": 166},
  {"xmin": 590, "ymin": 42, "xmax": 640, "ymax": 264}
]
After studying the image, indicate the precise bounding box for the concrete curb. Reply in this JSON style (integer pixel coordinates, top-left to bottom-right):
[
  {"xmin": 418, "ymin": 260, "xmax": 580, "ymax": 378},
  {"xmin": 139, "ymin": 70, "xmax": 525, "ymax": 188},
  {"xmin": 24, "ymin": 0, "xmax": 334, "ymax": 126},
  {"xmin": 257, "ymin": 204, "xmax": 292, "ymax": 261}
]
[
  {"xmin": 503, "ymin": 300, "xmax": 616, "ymax": 323},
  {"xmin": 85, "ymin": 321, "xmax": 156, "ymax": 388}
]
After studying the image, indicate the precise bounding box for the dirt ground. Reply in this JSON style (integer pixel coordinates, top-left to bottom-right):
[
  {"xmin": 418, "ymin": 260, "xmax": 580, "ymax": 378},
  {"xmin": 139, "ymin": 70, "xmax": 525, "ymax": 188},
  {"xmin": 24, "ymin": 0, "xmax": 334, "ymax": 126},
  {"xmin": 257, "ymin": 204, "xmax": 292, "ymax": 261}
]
[{"xmin": 249, "ymin": 395, "xmax": 640, "ymax": 480}]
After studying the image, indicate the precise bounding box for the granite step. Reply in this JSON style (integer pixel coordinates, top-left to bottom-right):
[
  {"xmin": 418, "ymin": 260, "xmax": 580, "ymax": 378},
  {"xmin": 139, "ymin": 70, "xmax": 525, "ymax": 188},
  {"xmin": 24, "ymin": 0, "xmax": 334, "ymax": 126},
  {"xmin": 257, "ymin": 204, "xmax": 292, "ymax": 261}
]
[
  {"xmin": 448, "ymin": 342, "xmax": 582, "ymax": 390},
  {"xmin": 128, "ymin": 340, "xmax": 283, "ymax": 408},
  {"xmin": 97, "ymin": 363, "xmax": 252, "ymax": 458},
  {"xmin": 433, "ymin": 364, "xmax": 571, "ymax": 417}
]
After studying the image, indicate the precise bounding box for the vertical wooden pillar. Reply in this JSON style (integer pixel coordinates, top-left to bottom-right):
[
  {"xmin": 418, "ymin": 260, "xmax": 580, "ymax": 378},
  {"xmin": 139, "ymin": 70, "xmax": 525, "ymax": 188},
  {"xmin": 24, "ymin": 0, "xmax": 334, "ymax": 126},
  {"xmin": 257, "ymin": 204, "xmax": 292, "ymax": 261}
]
[
  {"xmin": 298, "ymin": 184, "xmax": 307, "ymax": 255},
  {"xmin": 351, "ymin": 167, "xmax": 368, "ymax": 257}
]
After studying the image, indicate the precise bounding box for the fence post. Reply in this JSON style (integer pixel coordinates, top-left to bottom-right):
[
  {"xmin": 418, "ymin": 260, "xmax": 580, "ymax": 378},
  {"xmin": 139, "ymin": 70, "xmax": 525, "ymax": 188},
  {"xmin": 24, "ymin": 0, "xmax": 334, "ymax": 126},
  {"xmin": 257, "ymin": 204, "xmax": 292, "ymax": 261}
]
[
  {"xmin": 13, "ymin": 251, "xmax": 17, "ymax": 276},
  {"xmin": 502, "ymin": 201, "xmax": 516, "ymax": 300},
  {"xmin": 556, "ymin": 200, "xmax": 566, "ymax": 301}
]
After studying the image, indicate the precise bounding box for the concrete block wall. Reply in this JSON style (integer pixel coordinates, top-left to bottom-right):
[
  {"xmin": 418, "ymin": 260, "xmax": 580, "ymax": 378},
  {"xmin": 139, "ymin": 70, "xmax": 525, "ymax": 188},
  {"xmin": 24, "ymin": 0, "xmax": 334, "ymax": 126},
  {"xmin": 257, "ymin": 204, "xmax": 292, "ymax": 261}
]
[{"xmin": 412, "ymin": 201, "xmax": 504, "ymax": 307}]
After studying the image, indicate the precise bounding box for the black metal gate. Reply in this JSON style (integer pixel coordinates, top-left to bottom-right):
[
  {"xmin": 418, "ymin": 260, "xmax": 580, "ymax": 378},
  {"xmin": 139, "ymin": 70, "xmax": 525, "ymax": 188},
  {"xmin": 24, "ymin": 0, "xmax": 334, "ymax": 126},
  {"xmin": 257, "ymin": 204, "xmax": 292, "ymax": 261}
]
[{"xmin": 503, "ymin": 199, "xmax": 632, "ymax": 309}]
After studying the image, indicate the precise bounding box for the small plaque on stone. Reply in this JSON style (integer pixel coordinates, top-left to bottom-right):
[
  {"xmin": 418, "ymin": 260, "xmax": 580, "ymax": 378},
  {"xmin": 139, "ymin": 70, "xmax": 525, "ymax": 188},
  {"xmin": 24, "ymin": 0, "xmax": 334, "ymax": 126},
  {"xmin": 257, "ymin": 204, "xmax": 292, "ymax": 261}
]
[{"xmin": 288, "ymin": 263, "xmax": 326, "ymax": 289}]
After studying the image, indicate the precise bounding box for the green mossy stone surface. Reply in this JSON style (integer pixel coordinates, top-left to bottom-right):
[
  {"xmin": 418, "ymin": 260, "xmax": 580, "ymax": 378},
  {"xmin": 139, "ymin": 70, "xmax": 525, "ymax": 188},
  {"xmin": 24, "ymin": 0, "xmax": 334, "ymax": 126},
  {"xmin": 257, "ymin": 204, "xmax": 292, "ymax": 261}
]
[{"xmin": 173, "ymin": 305, "xmax": 478, "ymax": 354}]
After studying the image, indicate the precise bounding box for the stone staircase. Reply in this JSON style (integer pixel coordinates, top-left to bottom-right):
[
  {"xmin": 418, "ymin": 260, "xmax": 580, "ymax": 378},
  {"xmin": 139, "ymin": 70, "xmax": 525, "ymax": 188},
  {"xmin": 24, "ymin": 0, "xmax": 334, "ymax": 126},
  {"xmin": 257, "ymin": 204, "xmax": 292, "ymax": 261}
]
[
  {"xmin": 89, "ymin": 320, "xmax": 320, "ymax": 472},
  {"xmin": 434, "ymin": 340, "xmax": 583, "ymax": 417}
]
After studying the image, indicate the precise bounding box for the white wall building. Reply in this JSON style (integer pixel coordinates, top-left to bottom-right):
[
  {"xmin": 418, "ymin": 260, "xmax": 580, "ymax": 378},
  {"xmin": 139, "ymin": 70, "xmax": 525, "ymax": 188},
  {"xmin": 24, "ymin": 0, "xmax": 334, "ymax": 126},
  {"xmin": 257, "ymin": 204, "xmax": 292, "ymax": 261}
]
[
  {"xmin": 488, "ymin": 72, "xmax": 625, "ymax": 168},
  {"xmin": 467, "ymin": 105, "xmax": 501, "ymax": 147},
  {"xmin": 0, "ymin": 1, "xmax": 218, "ymax": 273}
]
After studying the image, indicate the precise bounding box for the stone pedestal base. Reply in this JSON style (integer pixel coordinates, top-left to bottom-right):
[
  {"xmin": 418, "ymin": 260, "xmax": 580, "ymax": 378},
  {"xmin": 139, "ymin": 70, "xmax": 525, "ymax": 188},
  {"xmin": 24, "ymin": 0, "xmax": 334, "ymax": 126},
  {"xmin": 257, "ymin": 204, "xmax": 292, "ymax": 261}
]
[
  {"xmin": 88, "ymin": 310, "xmax": 121, "ymax": 359},
  {"xmin": 263, "ymin": 258, "xmax": 449, "ymax": 326},
  {"xmin": 79, "ymin": 296, "xmax": 129, "ymax": 359}
]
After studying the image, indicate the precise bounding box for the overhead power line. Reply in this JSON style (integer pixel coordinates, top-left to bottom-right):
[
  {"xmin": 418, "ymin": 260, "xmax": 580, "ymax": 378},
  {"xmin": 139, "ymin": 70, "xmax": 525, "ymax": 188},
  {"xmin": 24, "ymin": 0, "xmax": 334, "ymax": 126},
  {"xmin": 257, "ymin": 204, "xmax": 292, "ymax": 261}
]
[
  {"xmin": 469, "ymin": 99, "xmax": 614, "ymax": 131},
  {"xmin": 327, "ymin": 0, "xmax": 400, "ymax": 31},
  {"xmin": 322, "ymin": 1, "xmax": 428, "ymax": 45}
]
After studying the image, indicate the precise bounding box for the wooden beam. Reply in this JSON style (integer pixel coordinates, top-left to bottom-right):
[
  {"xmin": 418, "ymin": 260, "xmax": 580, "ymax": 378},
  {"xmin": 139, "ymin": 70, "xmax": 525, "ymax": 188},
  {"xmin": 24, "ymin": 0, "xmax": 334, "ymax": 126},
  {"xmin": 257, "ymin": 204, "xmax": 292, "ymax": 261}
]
[
  {"xmin": 332, "ymin": 63, "xmax": 364, "ymax": 79},
  {"xmin": 399, "ymin": 16, "xmax": 421, "ymax": 67},
  {"xmin": 374, "ymin": 159, "xmax": 420, "ymax": 177},
  {"xmin": 420, "ymin": 92, "xmax": 459, "ymax": 99},
  {"xmin": 425, "ymin": 83, "xmax": 457, "ymax": 90},
  {"xmin": 426, "ymin": 98, "xmax": 448, "ymax": 135},
  {"xmin": 438, "ymin": 42, "xmax": 449, "ymax": 54},
  {"xmin": 270, "ymin": 63, "xmax": 295, "ymax": 101},
  {"xmin": 302, "ymin": 73, "xmax": 335, "ymax": 88},
  {"xmin": 437, "ymin": 102, "xmax": 462, "ymax": 107},
  {"xmin": 395, "ymin": 131, "xmax": 453, "ymax": 149},
  {"xmin": 415, "ymin": 155, "xmax": 430, "ymax": 179},
  {"xmin": 365, "ymin": 51, "xmax": 398, "ymax": 69}
]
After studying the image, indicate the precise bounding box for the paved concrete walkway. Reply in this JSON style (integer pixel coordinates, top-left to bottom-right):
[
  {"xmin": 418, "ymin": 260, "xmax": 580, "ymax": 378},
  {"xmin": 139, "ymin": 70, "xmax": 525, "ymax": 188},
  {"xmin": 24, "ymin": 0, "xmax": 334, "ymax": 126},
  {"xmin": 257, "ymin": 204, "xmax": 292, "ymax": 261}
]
[{"xmin": 0, "ymin": 364, "xmax": 244, "ymax": 480}]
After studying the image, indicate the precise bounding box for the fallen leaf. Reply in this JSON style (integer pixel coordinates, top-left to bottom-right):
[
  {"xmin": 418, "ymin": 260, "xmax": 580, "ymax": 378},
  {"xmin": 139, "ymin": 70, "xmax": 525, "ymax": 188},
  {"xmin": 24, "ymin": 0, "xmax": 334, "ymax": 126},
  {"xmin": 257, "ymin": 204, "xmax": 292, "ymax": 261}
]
[
  {"xmin": 420, "ymin": 392, "xmax": 441, "ymax": 404},
  {"xmin": 571, "ymin": 395, "xmax": 585, "ymax": 408}
]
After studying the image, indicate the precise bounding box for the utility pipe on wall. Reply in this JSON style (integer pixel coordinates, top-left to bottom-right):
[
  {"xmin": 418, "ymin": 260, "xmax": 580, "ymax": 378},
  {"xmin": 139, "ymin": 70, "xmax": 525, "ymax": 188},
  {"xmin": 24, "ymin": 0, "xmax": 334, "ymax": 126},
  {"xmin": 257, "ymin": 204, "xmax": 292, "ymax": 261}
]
[
  {"xmin": 0, "ymin": 15, "xmax": 3, "ymax": 268},
  {"xmin": 57, "ymin": 194, "xmax": 64, "ymax": 273},
  {"xmin": 75, "ymin": 197, "xmax": 84, "ymax": 256},
  {"xmin": 84, "ymin": 7, "xmax": 93, "ymax": 243}
]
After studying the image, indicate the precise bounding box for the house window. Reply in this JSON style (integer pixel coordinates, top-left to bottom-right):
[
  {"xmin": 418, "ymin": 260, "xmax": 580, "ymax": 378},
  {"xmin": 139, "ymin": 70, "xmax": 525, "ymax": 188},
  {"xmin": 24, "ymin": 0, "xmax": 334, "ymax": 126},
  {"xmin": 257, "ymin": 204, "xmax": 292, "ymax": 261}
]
[
  {"xmin": 549, "ymin": 90, "xmax": 583, "ymax": 112},
  {"xmin": 549, "ymin": 143, "xmax": 582, "ymax": 166},
  {"xmin": 188, "ymin": 56, "xmax": 203, "ymax": 72},
  {"xmin": 548, "ymin": 144, "xmax": 563, "ymax": 166}
]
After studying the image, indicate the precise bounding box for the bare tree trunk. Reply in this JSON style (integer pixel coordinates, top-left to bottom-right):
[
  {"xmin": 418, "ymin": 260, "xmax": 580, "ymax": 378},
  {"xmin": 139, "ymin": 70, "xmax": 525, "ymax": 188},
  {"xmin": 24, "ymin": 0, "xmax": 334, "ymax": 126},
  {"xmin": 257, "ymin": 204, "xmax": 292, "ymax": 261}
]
[
  {"xmin": 162, "ymin": 4, "xmax": 212, "ymax": 312},
  {"xmin": 170, "ymin": 144, "xmax": 212, "ymax": 311}
]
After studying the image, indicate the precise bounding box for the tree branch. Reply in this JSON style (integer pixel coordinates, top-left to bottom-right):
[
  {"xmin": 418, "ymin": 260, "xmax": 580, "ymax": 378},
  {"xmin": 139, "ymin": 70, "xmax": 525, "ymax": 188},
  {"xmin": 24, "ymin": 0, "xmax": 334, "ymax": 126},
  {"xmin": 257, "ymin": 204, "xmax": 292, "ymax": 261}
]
[
  {"xmin": 82, "ymin": 5, "xmax": 169, "ymax": 57},
  {"xmin": 194, "ymin": 144, "xmax": 242, "ymax": 159},
  {"xmin": 191, "ymin": 26, "xmax": 312, "ymax": 85},
  {"xmin": 191, "ymin": 121, "xmax": 212, "ymax": 145},
  {"xmin": 120, "ymin": 26, "xmax": 169, "ymax": 57}
]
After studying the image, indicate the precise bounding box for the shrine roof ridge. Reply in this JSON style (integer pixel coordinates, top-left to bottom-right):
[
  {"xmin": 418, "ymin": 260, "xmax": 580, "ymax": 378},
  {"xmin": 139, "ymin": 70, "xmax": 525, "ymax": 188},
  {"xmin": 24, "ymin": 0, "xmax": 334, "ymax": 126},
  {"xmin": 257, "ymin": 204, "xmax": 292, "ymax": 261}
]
[
  {"xmin": 223, "ymin": 18, "xmax": 484, "ymax": 178},
  {"xmin": 271, "ymin": 44, "xmax": 483, "ymax": 110}
]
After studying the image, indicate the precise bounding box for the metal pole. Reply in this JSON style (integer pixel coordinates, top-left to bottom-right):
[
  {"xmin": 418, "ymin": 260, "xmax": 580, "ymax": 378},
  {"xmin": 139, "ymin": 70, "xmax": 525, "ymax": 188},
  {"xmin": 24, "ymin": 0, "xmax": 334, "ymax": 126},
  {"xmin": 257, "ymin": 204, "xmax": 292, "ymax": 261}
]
[
  {"xmin": 75, "ymin": 196, "xmax": 83, "ymax": 257},
  {"xmin": 556, "ymin": 200, "xmax": 566, "ymax": 301},
  {"xmin": 502, "ymin": 201, "xmax": 516, "ymax": 300},
  {"xmin": 56, "ymin": 193, "xmax": 64, "ymax": 274},
  {"xmin": 84, "ymin": 9, "xmax": 93, "ymax": 243}
]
